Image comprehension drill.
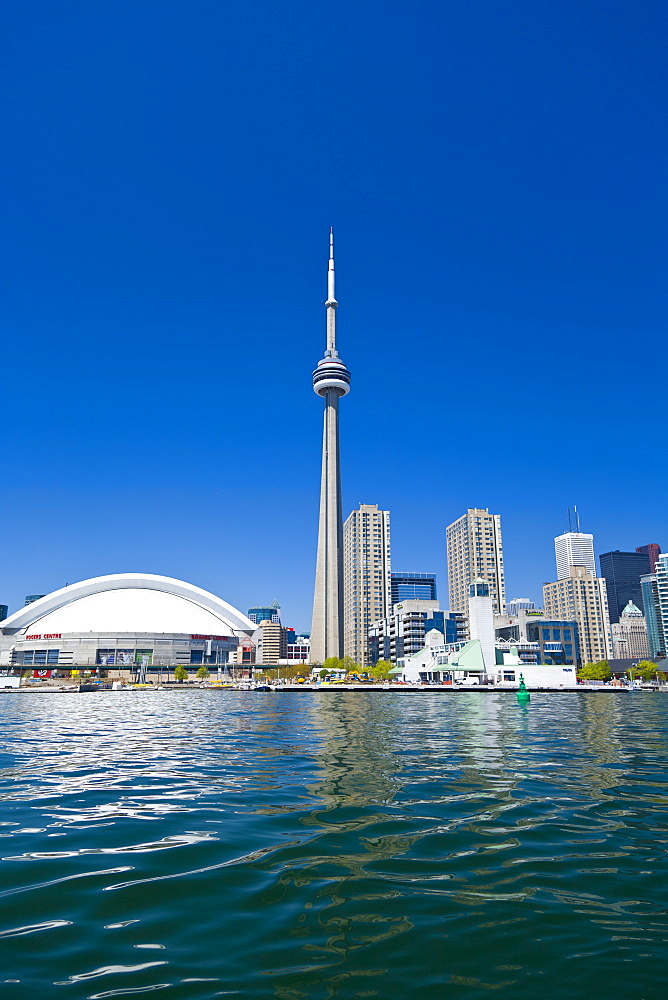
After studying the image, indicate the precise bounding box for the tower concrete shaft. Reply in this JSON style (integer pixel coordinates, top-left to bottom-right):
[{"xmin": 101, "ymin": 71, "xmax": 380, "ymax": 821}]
[{"xmin": 310, "ymin": 231, "xmax": 350, "ymax": 663}]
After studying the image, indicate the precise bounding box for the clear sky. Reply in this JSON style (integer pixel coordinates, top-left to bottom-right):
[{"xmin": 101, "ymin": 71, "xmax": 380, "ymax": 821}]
[{"xmin": 2, "ymin": 0, "xmax": 666, "ymax": 630}]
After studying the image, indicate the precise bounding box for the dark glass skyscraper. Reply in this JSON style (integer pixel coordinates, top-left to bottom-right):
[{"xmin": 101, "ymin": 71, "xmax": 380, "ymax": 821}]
[
  {"xmin": 390, "ymin": 573, "xmax": 437, "ymax": 607},
  {"xmin": 599, "ymin": 550, "xmax": 650, "ymax": 623}
]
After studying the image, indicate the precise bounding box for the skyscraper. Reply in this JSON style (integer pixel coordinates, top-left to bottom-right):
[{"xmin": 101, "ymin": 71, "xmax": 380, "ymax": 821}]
[
  {"xmin": 554, "ymin": 533, "xmax": 595, "ymax": 580},
  {"xmin": 636, "ymin": 543, "xmax": 661, "ymax": 573},
  {"xmin": 641, "ymin": 572, "xmax": 665, "ymax": 659},
  {"xmin": 390, "ymin": 573, "xmax": 437, "ymax": 606},
  {"xmin": 446, "ymin": 508, "xmax": 506, "ymax": 614},
  {"xmin": 656, "ymin": 554, "xmax": 668, "ymax": 656},
  {"xmin": 310, "ymin": 232, "xmax": 351, "ymax": 663},
  {"xmin": 598, "ymin": 550, "xmax": 651, "ymax": 623},
  {"xmin": 543, "ymin": 566, "xmax": 611, "ymax": 665},
  {"xmin": 343, "ymin": 504, "xmax": 391, "ymax": 666}
]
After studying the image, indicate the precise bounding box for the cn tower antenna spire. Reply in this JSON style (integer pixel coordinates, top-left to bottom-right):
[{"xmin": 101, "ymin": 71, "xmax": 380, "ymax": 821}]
[{"xmin": 326, "ymin": 227, "xmax": 338, "ymax": 353}]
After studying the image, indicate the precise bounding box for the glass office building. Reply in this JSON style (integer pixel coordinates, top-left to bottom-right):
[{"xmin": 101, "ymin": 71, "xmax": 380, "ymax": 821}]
[
  {"xmin": 642, "ymin": 564, "xmax": 667, "ymax": 660},
  {"xmin": 525, "ymin": 621, "xmax": 580, "ymax": 666},
  {"xmin": 599, "ymin": 550, "xmax": 651, "ymax": 623},
  {"xmin": 390, "ymin": 573, "xmax": 437, "ymax": 606}
]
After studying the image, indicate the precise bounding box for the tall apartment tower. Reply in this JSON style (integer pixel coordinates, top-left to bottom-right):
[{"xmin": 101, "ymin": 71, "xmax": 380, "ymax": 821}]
[
  {"xmin": 446, "ymin": 508, "xmax": 505, "ymax": 615},
  {"xmin": 310, "ymin": 231, "xmax": 351, "ymax": 663},
  {"xmin": 641, "ymin": 570, "xmax": 665, "ymax": 659},
  {"xmin": 343, "ymin": 504, "xmax": 391, "ymax": 666},
  {"xmin": 543, "ymin": 567, "xmax": 611, "ymax": 665},
  {"xmin": 554, "ymin": 533, "xmax": 595, "ymax": 580}
]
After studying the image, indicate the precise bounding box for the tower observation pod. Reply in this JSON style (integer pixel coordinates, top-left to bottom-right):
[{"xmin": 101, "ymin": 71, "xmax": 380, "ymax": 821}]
[{"xmin": 310, "ymin": 231, "xmax": 351, "ymax": 663}]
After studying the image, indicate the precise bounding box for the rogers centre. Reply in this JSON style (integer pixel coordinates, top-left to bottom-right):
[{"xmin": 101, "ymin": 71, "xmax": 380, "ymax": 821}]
[{"xmin": 0, "ymin": 573, "xmax": 255, "ymax": 678}]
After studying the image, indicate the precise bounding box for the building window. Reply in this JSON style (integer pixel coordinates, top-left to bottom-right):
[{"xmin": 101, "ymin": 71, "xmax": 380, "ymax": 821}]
[
  {"xmin": 47, "ymin": 650, "xmax": 59, "ymax": 664},
  {"xmin": 97, "ymin": 649, "xmax": 134, "ymax": 666},
  {"xmin": 34, "ymin": 651, "xmax": 47, "ymax": 665}
]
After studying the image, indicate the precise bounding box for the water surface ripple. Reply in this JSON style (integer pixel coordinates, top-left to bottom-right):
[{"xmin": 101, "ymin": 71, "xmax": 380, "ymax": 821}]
[{"xmin": 0, "ymin": 691, "xmax": 667, "ymax": 998}]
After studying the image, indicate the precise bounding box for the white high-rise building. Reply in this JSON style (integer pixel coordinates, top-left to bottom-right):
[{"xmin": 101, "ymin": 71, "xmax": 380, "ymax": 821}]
[
  {"xmin": 611, "ymin": 602, "xmax": 650, "ymax": 660},
  {"xmin": 543, "ymin": 566, "xmax": 611, "ymax": 665},
  {"xmin": 446, "ymin": 508, "xmax": 506, "ymax": 615},
  {"xmin": 343, "ymin": 504, "xmax": 391, "ymax": 666},
  {"xmin": 310, "ymin": 231, "xmax": 351, "ymax": 663},
  {"xmin": 554, "ymin": 532, "xmax": 595, "ymax": 580}
]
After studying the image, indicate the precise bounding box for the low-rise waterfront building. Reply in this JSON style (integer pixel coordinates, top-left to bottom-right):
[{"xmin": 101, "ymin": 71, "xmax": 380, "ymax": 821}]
[
  {"xmin": 395, "ymin": 640, "xmax": 577, "ymax": 688},
  {"xmin": 368, "ymin": 600, "xmax": 467, "ymax": 665}
]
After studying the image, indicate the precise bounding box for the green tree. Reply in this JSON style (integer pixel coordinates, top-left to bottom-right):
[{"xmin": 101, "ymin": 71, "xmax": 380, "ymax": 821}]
[
  {"xmin": 340, "ymin": 655, "xmax": 361, "ymax": 674},
  {"xmin": 174, "ymin": 665, "xmax": 188, "ymax": 683},
  {"xmin": 281, "ymin": 664, "xmax": 305, "ymax": 680},
  {"xmin": 578, "ymin": 660, "xmax": 611, "ymax": 682},
  {"xmin": 370, "ymin": 659, "xmax": 394, "ymax": 680},
  {"xmin": 629, "ymin": 660, "xmax": 663, "ymax": 682},
  {"xmin": 319, "ymin": 668, "xmax": 329, "ymax": 679},
  {"xmin": 196, "ymin": 666, "xmax": 210, "ymax": 680},
  {"xmin": 323, "ymin": 656, "xmax": 342, "ymax": 673}
]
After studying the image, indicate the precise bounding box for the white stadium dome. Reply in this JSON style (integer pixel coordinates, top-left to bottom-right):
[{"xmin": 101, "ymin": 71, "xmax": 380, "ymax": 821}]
[{"xmin": 0, "ymin": 573, "xmax": 255, "ymax": 637}]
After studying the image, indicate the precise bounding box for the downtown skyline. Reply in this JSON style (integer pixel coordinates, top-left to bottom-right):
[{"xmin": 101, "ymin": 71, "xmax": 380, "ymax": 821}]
[{"xmin": 1, "ymin": 1, "xmax": 665, "ymax": 631}]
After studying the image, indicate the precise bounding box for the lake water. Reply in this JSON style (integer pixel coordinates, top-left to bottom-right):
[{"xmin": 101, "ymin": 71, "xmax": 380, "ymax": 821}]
[{"xmin": 0, "ymin": 691, "xmax": 666, "ymax": 999}]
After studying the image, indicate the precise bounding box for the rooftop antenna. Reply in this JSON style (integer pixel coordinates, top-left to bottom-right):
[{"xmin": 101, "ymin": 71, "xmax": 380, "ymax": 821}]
[{"xmin": 574, "ymin": 505, "xmax": 581, "ymax": 532}]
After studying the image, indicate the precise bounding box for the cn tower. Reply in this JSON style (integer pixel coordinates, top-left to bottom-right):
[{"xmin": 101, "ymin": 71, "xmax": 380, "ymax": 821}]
[{"xmin": 310, "ymin": 230, "xmax": 351, "ymax": 663}]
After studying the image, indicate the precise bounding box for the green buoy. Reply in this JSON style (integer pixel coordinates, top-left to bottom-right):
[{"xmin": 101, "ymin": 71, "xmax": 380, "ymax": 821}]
[{"xmin": 517, "ymin": 673, "xmax": 530, "ymax": 704}]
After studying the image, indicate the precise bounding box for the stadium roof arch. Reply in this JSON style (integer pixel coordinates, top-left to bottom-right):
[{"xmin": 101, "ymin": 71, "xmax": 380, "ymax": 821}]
[{"xmin": 0, "ymin": 573, "xmax": 255, "ymax": 637}]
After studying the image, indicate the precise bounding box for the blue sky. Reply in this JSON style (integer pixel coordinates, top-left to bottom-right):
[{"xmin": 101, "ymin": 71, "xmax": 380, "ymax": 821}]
[{"xmin": 2, "ymin": 0, "xmax": 666, "ymax": 630}]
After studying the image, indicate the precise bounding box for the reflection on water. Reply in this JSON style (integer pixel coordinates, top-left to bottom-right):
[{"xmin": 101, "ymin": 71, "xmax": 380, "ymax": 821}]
[{"xmin": 0, "ymin": 691, "xmax": 667, "ymax": 999}]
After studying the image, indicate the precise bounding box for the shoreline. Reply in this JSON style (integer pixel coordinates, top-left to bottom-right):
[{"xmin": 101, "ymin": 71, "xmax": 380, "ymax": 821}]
[{"xmin": 2, "ymin": 682, "xmax": 662, "ymax": 694}]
